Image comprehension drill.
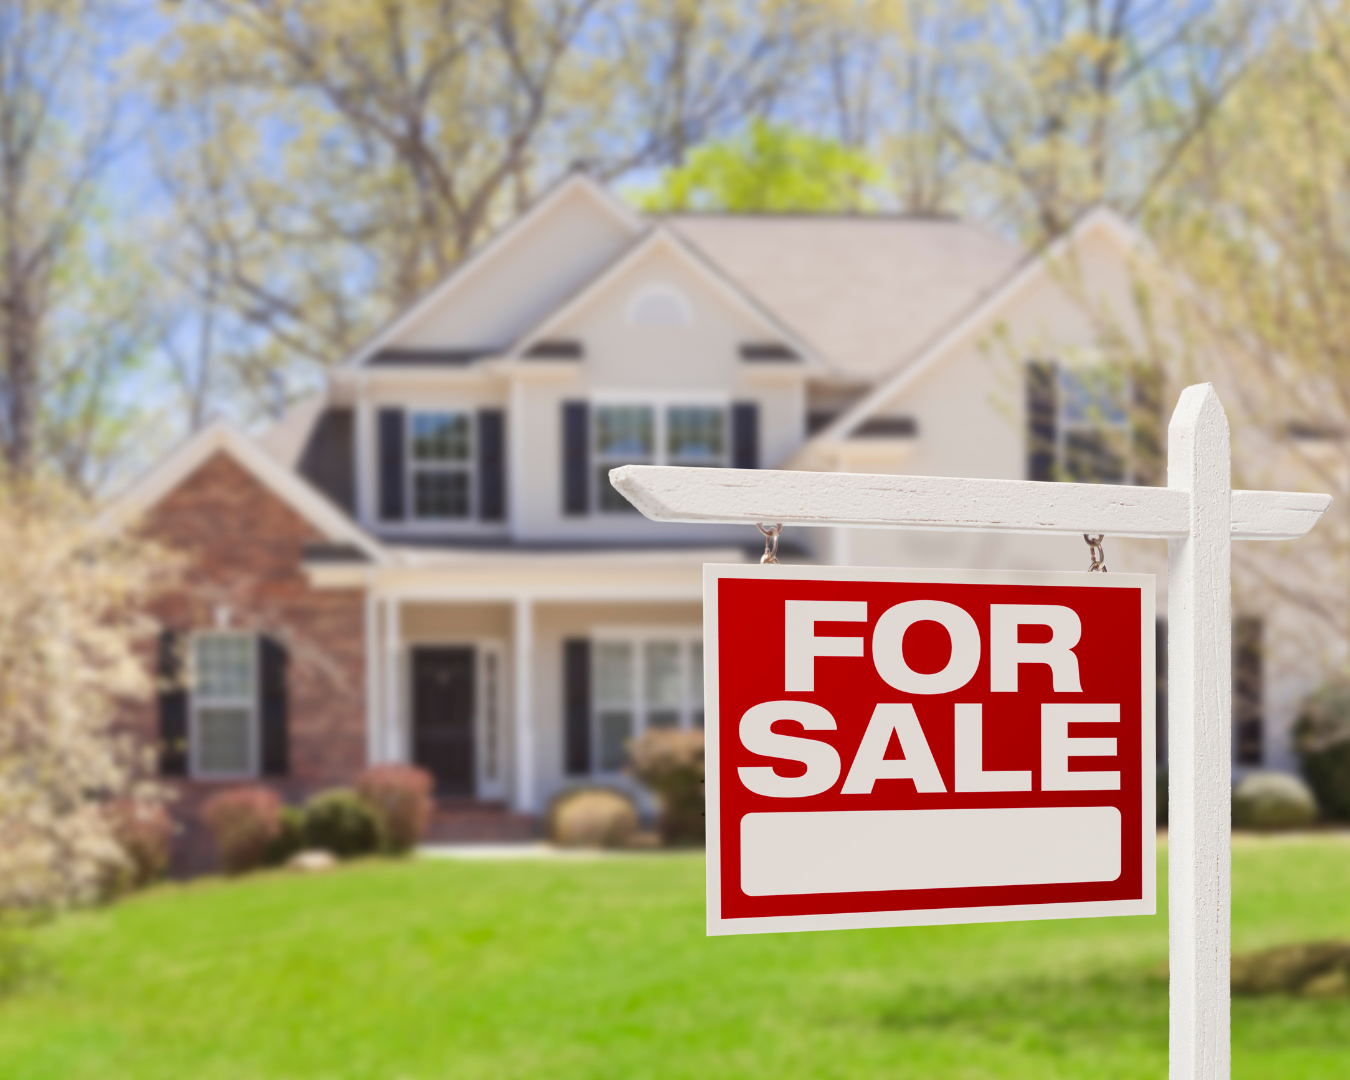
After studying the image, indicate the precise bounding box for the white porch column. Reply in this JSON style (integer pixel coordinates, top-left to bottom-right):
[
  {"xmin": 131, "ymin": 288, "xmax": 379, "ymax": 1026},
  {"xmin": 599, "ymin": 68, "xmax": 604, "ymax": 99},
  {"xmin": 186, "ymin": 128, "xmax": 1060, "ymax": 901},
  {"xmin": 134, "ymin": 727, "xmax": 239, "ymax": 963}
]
[
  {"xmin": 1167, "ymin": 385, "xmax": 1232, "ymax": 1079},
  {"xmin": 383, "ymin": 596, "xmax": 402, "ymax": 762},
  {"xmin": 364, "ymin": 589, "xmax": 380, "ymax": 765},
  {"xmin": 513, "ymin": 596, "xmax": 536, "ymax": 813}
]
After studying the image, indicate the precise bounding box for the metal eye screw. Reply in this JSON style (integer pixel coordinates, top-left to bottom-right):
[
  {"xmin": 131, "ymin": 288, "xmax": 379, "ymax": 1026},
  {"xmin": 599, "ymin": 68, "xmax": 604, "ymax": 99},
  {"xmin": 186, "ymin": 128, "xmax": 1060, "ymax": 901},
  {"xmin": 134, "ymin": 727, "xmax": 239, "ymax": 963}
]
[{"xmin": 758, "ymin": 523, "xmax": 782, "ymax": 565}]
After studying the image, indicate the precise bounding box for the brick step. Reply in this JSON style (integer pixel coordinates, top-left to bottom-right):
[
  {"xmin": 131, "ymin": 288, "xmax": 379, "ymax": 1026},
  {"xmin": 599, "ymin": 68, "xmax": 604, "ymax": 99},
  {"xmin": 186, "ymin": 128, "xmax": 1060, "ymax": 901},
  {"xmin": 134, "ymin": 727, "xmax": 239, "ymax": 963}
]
[{"xmin": 425, "ymin": 802, "xmax": 538, "ymax": 843}]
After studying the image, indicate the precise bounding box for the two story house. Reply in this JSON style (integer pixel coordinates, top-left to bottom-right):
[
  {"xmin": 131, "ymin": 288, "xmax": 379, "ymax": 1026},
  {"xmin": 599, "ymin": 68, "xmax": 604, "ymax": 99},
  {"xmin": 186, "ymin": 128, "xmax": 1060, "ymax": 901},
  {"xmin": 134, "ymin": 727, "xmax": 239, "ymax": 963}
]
[{"xmin": 109, "ymin": 174, "xmax": 1302, "ymax": 868}]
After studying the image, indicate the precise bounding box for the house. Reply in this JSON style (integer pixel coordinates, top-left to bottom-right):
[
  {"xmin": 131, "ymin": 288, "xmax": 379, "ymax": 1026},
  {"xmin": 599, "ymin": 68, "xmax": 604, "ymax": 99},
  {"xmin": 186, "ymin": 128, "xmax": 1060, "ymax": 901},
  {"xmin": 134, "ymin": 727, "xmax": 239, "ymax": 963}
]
[{"xmin": 108, "ymin": 174, "xmax": 1313, "ymax": 870}]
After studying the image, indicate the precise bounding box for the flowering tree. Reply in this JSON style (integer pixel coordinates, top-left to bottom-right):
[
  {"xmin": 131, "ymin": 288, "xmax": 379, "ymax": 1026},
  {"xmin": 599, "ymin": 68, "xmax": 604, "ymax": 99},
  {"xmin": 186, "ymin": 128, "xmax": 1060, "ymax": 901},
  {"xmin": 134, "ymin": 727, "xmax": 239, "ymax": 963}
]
[{"xmin": 0, "ymin": 480, "xmax": 171, "ymax": 909}]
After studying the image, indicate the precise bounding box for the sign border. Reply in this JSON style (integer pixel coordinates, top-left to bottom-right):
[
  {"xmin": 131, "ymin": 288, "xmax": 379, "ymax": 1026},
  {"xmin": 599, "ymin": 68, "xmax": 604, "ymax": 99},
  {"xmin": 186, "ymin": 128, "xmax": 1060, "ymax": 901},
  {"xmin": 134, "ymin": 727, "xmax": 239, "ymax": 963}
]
[{"xmin": 704, "ymin": 562, "xmax": 1157, "ymax": 937}]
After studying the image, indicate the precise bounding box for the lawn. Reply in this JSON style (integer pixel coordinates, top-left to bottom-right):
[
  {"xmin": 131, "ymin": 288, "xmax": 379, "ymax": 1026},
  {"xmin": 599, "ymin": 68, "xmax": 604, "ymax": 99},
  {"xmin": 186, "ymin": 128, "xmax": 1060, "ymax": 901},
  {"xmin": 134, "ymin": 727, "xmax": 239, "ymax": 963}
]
[{"xmin": 1, "ymin": 838, "xmax": 1349, "ymax": 1079}]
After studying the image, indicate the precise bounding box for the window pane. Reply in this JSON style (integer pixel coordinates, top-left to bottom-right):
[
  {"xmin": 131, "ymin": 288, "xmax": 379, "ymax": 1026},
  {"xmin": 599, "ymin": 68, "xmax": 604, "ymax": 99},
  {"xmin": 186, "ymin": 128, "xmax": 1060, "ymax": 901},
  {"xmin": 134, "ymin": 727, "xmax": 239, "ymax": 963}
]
[
  {"xmin": 1064, "ymin": 429, "xmax": 1127, "ymax": 484},
  {"xmin": 599, "ymin": 710, "xmax": 633, "ymax": 770},
  {"xmin": 412, "ymin": 412, "xmax": 471, "ymax": 461},
  {"xmin": 690, "ymin": 642, "xmax": 704, "ymax": 727},
  {"xmin": 596, "ymin": 406, "xmax": 654, "ymax": 458},
  {"xmin": 595, "ymin": 642, "xmax": 634, "ymax": 705},
  {"xmin": 667, "ymin": 406, "xmax": 725, "ymax": 463},
  {"xmin": 598, "ymin": 465, "xmax": 640, "ymax": 512},
  {"xmin": 197, "ymin": 707, "xmax": 251, "ymax": 774},
  {"xmin": 195, "ymin": 636, "xmax": 254, "ymax": 700},
  {"xmin": 645, "ymin": 641, "xmax": 682, "ymax": 708},
  {"xmin": 414, "ymin": 471, "xmax": 470, "ymax": 518},
  {"xmin": 1061, "ymin": 368, "xmax": 1127, "ymax": 425}
]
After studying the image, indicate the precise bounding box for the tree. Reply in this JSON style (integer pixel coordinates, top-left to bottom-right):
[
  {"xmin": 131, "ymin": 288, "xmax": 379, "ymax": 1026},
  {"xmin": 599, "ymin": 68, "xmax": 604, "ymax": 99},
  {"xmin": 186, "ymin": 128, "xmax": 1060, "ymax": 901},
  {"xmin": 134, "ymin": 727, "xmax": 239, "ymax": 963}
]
[
  {"xmin": 0, "ymin": 0, "xmax": 143, "ymax": 480},
  {"xmin": 144, "ymin": 0, "xmax": 814, "ymax": 416},
  {"xmin": 0, "ymin": 478, "xmax": 170, "ymax": 909},
  {"xmin": 636, "ymin": 120, "xmax": 883, "ymax": 212}
]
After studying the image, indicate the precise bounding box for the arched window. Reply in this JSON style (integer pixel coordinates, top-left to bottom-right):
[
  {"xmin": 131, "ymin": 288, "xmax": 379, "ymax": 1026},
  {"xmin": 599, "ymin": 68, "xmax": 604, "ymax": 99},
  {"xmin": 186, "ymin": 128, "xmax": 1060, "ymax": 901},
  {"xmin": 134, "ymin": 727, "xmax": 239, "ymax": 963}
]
[{"xmin": 626, "ymin": 283, "xmax": 693, "ymax": 327}]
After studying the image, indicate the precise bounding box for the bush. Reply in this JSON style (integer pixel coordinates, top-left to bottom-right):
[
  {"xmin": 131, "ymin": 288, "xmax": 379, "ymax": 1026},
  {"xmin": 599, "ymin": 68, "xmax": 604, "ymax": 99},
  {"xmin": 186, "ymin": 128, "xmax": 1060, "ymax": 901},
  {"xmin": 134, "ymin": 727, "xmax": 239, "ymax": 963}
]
[
  {"xmin": 106, "ymin": 799, "xmax": 173, "ymax": 893},
  {"xmin": 549, "ymin": 788, "xmax": 639, "ymax": 848},
  {"xmin": 1156, "ymin": 768, "xmax": 1168, "ymax": 827},
  {"xmin": 357, "ymin": 765, "xmax": 433, "ymax": 854},
  {"xmin": 201, "ymin": 787, "xmax": 284, "ymax": 874},
  {"xmin": 1295, "ymin": 681, "xmax": 1350, "ymax": 820},
  {"xmin": 1232, "ymin": 771, "xmax": 1318, "ymax": 830},
  {"xmin": 302, "ymin": 789, "xmax": 384, "ymax": 858},
  {"xmin": 264, "ymin": 807, "xmax": 305, "ymax": 867},
  {"xmin": 629, "ymin": 729, "xmax": 705, "ymax": 846}
]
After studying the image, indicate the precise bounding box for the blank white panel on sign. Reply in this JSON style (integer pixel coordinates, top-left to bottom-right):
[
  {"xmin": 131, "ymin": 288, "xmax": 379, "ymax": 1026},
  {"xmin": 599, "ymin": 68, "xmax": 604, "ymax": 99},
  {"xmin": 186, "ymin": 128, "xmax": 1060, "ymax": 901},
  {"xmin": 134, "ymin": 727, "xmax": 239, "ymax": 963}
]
[{"xmin": 740, "ymin": 806, "xmax": 1122, "ymax": 897}]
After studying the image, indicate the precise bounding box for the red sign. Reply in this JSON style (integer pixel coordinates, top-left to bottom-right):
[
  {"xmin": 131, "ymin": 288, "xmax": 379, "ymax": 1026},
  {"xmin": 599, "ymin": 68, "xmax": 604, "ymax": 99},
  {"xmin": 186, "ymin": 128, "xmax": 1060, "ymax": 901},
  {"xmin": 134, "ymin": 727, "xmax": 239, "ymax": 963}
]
[{"xmin": 704, "ymin": 565, "xmax": 1155, "ymax": 935}]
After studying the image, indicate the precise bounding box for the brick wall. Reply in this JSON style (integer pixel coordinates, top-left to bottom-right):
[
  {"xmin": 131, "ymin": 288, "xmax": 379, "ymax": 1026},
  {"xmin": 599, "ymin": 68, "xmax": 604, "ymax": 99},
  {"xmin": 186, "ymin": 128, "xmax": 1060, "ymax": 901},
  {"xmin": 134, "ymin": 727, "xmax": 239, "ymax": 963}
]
[{"xmin": 128, "ymin": 450, "xmax": 367, "ymax": 873}]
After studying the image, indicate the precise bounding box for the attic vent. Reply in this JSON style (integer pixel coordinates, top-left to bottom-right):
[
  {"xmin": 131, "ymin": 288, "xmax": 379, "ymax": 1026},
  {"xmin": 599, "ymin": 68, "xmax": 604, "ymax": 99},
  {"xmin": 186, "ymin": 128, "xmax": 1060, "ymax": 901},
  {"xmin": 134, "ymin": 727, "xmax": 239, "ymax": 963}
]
[
  {"xmin": 525, "ymin": 339, "xmax": 584, "ymax": 359},
  {"xmin": 853, "ymin": 416, "xmax": 919, "ymax": 438},
  {"xmin": 740, "ymin": 342, "xmax": 799, "ymax": 362},
  {"xmin": 626, "ymin": 284, "xmax": 692, "ymax": 327}
]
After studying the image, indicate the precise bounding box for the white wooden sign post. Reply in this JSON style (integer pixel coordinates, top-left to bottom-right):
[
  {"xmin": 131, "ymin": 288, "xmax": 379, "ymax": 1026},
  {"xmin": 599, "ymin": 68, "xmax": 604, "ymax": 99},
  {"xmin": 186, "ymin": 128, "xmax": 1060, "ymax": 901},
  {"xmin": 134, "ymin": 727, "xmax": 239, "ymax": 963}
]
[{"xmin": 611, "ymin": 384, "xmax": 1331, "ymax": 1080}]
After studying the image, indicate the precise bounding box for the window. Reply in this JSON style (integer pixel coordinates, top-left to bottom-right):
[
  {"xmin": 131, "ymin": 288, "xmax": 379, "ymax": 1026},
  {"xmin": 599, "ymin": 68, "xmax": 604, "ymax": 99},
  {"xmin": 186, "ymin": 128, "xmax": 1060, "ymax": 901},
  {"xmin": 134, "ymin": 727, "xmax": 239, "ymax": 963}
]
[
  {"xmin": 592, "ymin": 632, "xmax": 703, "ymax": 772},
  {"xmin": 626, "ymin": 284, "xmax": 693, "ymax": 327},
  {"xmin": 595, "ymin": 406, "xmax": 654, "ymax": 512},
  {"xmin": 191, "ymin": 633, "xmax": 257, "ymax": 778},
  {"xmin": 1059, "ymin": 367, "xmax": 1129, "ymax": 484},
  {"xmin": 410, "ymin": 411, "xmax": 472, "ymax": 519},
  {"xmin": 595, "ymin": 403, "xmax": 728, "ymax": 512}
]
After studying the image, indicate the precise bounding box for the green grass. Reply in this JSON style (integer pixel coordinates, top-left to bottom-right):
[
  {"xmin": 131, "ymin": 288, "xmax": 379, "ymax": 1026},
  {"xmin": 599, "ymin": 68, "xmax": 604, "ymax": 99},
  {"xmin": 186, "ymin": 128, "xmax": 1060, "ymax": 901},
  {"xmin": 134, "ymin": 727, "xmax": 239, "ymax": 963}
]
[{"xmin": 1, "ymin": 837, "xmax": 1349, "ymax": 1079}]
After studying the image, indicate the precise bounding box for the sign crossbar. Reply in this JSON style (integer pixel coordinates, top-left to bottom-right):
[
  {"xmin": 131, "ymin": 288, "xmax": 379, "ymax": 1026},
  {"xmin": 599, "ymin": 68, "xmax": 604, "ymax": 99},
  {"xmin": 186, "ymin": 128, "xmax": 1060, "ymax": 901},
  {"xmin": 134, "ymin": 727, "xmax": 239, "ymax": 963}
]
[{"xmin": 612, "ymin": 384, "xmax": 1331, "ymax": 1080}]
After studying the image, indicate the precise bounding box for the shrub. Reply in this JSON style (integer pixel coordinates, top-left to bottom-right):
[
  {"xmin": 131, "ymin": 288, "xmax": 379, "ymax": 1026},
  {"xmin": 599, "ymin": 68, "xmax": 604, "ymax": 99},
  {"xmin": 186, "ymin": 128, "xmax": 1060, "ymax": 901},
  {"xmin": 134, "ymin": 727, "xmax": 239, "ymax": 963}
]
[
  {"xmin": 264, "ymin": 807, "xmax": 305, "ymax": 867},
  {"xmin": 1295, "ymin": 681, "xmax": 1350, "ymax": 820},
  {"xmin": 106, "ymin": 799, "xmax": 173, "ymax": 893},
  {"xmin": 629, "ymin": 728, "xmax": 705, "ymax": 845},
  {"xmin": 1156, "ymin": 767, "xmax": 1168, "ymax": 827},
  {"xmin": 201, "ymin": 787, "xmax": 284, "ymax": 874},
  {"xmin": 1232, "ymin": 771, "xmax": 1318, "ymax": 830},
  {"xmin": 357, "ymin": 765, "xmax": 433, "ymax": 854},
  {"xmin": 549, "ymin": 788, "xmax": 639, "ymax": 848},
  {"xmin": 302, "ymin": 789, "xmax": 384, "ymax": 858}
]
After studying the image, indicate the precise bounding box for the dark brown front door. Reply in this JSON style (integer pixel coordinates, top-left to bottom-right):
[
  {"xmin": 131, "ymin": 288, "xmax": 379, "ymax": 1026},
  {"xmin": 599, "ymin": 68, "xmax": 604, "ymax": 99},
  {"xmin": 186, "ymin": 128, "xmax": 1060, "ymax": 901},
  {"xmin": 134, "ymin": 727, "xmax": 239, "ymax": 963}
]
[{"xmin": 412, "ymin": 647, "xmax": 475, "ymax": 796}]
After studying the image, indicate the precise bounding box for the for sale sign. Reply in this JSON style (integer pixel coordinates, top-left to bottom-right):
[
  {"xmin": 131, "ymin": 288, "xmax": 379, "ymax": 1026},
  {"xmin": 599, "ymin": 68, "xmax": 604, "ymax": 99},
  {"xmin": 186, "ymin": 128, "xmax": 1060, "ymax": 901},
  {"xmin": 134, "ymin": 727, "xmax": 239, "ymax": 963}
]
[{"xmin": 704, "ymin": 565, "xmax": 1155, "ymax": 936}]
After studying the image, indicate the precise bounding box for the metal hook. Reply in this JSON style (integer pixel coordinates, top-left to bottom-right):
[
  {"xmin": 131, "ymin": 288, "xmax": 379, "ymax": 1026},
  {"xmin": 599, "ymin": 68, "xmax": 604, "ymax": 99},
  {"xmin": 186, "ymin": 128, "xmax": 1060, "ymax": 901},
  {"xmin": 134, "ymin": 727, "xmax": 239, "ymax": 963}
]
[
  {"xmin": 1084, "ymin": 534, "xmax": 1107, "ymax": 572},
  {"xmin": 758, "ymin": 523, "xmax": 782, "ymax": 565}
]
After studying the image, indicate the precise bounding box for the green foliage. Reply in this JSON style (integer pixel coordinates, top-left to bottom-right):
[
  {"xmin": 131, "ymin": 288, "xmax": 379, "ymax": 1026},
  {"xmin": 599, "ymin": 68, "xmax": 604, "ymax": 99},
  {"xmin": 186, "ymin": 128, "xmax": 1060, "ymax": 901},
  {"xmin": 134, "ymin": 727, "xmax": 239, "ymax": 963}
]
[
  {"xmin": 1157, "ymin": 767, "xmax": 1168, "ymax": 826},
  {"xmin": 637, "ymin": 121, "xmax": 883, "ymax": 213},
  {"xmin": 264, "ymin": 807, "xmax": 306, "ymax": 868},
  {"xmin": 3, "ymin": 843, "xmax": 1350, "ymax": 1076},
  {"xmin": 1232, "ymin": 772, "xmax": 1318, "ymax": 831},
  {"xmin": 1295, "ymin": 682, "xmax": 1350, "ymax": 821},
  {"xmin": 301, "ymin": 789, "xmax": 384, "ymax": 859}
]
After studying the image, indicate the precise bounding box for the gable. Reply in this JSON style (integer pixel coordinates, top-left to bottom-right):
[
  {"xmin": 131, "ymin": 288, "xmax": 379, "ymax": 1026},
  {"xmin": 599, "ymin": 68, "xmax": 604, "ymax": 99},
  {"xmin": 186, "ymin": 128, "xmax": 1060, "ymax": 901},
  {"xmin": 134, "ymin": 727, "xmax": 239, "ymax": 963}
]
[{"xmin": 356, "ymin": 177, "xmax": 641, "ymax": 363}]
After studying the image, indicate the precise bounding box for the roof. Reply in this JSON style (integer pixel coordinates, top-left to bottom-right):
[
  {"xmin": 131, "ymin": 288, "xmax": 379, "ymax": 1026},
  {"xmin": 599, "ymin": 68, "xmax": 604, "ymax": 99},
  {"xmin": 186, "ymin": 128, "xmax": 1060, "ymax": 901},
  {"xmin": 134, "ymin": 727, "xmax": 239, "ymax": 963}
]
[{"xmin": 665, "ymin": 214, "xmax": 1022, "ymax": 381}]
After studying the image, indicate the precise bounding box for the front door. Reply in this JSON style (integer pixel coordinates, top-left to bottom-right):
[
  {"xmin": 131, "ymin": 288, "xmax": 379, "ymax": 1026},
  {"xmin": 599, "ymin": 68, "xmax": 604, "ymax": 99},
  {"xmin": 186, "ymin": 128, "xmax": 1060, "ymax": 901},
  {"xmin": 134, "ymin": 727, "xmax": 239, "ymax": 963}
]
[{"xmin": 412, "ymin": 647, "xmax": 475, "ymax": 796}]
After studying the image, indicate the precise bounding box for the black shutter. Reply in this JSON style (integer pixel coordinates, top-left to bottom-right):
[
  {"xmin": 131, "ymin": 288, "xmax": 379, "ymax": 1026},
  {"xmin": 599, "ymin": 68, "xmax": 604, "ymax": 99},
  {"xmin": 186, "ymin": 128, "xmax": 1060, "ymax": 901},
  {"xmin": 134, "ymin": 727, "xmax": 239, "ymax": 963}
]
[
  {"xmin": 1131, "ymin": 364, "xmax": 1165, "ymax": 487},
  {"xmin": 564, "ymin": 639, "xmax": 591, "ymax": 775},
  {"xmin": 478, "ymin": 408, "xmax": 506, "ymax": 521},
  {"xmin": 378, "ymin": 408, "xmax": 406, "ymax": 521},
  {"xmin": 732, "ymin": 402, "xmax": 759, "ymax": 469},
  {"xmin": 157, "ymin": 630, "xmax": 188, "ymax": 776},
  {"xmin": 299, "ymin": 407, "xmax": 356, "ymax": 513},
  {"xmin": 1026, "ymin": 360, "xmax": 1058, "ymax": 482},
  {"xmin": 259, "ymin": 635, "xmax": 290, "ymax": 777},
  {"xmin": 562, "ymin": 401, "xmax": 589, "ymax": 515}
]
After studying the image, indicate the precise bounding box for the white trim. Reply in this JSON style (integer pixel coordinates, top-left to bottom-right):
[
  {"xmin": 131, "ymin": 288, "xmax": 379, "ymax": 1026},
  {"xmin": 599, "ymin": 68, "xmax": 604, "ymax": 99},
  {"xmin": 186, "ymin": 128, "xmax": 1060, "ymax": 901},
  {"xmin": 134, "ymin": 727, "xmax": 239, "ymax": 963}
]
[
  {"xmin": 100, "ymin": 421, "xmax": 385, "ymax": 563},
  {"xmin": 508, "ymin": 226, "xmax": 826, "ymax": 370},
  {"xmin": 343, "ymin": 174, "xmax": 644, "ymax": 369},
  {"xmin": 702, "ymin": 561, "xmax": 1156, "ymax": 936},
  {"xmin": 811, "ymin": 207, "xmax": 1144, "ymax": 444},
  {"xmin": 513, "ymin": 598, "xmax": 536, "ymax": 813}
]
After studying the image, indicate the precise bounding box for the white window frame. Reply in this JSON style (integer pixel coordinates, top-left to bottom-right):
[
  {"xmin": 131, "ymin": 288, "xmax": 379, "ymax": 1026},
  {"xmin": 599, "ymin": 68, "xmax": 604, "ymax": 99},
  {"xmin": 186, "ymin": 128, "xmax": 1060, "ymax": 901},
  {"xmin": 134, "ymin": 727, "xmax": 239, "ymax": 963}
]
[
  {"xmin": 592, "ymin": 395, "xmax": 731, "ymax": 513},
  {"xmin": 590, "ymin": 627, "xmax": 704, "ymax": 774},
  {"xmin": 189, "ymin": 631, "xmax": 259, "ymax": 780},
  {"xmin": 1055, "ymin": 365, "xmax": 1135, "ymax": 486},
  {"xmin": 408, "ymin": 409, "xmax": 475, "ymax": 521}
]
